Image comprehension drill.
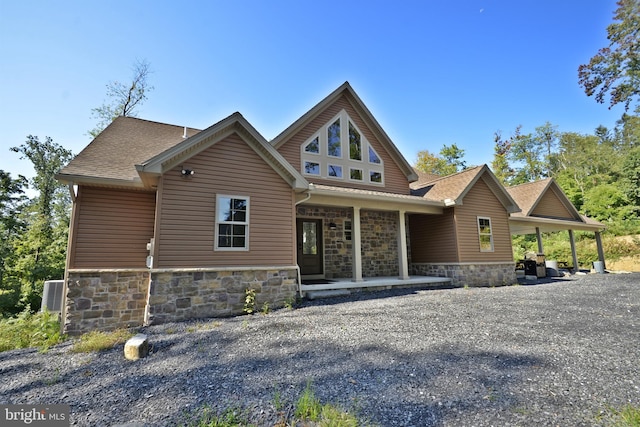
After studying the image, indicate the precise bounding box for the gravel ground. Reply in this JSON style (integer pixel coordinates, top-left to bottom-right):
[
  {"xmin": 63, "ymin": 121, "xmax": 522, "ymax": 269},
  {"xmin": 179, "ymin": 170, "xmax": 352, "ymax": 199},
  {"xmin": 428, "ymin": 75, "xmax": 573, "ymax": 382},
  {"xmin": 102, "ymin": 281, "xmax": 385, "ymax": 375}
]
[{"xmin": 1, "ymin": 272, "xmax": 639, "ymax": 426}]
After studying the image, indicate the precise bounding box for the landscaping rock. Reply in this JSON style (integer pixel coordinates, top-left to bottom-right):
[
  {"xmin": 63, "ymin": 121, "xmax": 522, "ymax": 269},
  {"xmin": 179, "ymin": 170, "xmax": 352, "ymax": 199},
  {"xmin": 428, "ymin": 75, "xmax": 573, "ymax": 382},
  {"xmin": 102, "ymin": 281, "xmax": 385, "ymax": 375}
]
[{"xmin": 123, "ymin": 334, "xmax": 149, "ymax": 361}]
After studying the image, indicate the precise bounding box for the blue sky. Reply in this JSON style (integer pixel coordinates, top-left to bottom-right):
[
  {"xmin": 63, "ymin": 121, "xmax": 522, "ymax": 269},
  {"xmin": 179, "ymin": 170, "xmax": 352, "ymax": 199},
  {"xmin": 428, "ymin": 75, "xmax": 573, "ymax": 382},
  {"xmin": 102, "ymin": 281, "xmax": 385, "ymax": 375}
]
[{"xmin": 0, "ymin": 0, "xmax": 625, "ymax": 181}]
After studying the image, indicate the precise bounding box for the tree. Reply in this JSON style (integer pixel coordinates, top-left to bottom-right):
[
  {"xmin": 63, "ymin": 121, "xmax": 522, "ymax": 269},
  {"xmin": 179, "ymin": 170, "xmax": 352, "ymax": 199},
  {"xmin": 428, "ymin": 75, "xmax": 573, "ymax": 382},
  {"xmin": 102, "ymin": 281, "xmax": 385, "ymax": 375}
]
[
  {"xmin": 578, "ymin": 0, "xmax": 640, "ymax": 112},
  {"xmin": 0, "ymin": 171, "xmax": 26, "ymax": 315},
  {"xmin": 415, "ymin": 144, "xmax": 467, "ymax": 176},
  {"xmin": 621, "ymin": 146, "xmax": 640, "ymax": 207},
  {"xmin": 89, "ymin": 59, "xmax": 154, "ymax": 138},
  {"xmin": 7, "ymin": 137, "xmax": 73, "ymax": 312}
]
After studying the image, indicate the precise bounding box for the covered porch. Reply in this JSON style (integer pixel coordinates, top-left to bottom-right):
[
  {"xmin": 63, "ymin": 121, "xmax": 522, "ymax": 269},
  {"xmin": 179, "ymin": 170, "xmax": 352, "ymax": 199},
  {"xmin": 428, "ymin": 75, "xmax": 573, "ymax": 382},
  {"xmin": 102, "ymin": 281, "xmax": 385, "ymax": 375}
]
[{"xmin": 295, "ymin": 183, "xmax": 444, "ymax": 286}]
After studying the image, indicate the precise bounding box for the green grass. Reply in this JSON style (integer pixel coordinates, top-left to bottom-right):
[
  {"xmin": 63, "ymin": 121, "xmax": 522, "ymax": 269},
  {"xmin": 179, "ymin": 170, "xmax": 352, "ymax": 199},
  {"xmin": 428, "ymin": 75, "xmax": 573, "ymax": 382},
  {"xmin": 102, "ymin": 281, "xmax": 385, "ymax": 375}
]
[
  {"xmin": 0, "ymin": 309, "xmax": 65, "ymax": 352},
  {"xmin": 615, "ymin": 405, "xmax": 640, "ymax": 427},
  {"xmin": 70, "ymin": 328, "xmax": 134, "ymax": 353},
  {"xmin": 182, "ymin": 381, "xmax": 365, "ymax": 427}
]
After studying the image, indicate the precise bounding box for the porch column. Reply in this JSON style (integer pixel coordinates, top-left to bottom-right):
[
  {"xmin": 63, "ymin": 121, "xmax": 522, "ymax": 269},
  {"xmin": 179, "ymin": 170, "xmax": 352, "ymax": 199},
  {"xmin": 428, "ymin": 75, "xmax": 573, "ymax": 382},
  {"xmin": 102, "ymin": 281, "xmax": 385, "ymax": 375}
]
[
  {"xmin": 352, "ymin": 206, "xmax": 363, "ymax": 282},
  {"xmin": 397, "ymin": 210, "xmax": 409, "ymax": 280},
  {"xmin": 595, "ymin": 231, "xmax": 606, "ymax": 269},
  {"xmin": 568, "ymin": 229, "xmax": 579, "ymax": 273},
  {"xmin": 535, "ymin": 227, "xmax": 544, "ymax": 254}
]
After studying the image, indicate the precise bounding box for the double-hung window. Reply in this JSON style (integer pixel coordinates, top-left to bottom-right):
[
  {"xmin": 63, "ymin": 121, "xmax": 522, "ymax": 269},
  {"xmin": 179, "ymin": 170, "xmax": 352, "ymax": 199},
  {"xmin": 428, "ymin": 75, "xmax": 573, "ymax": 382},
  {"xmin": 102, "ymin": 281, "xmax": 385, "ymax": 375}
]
[
  {"xmin": 477, "ymin": 216, "xmax": 494, "ymax": 252},
  {"xmin": 215, "ymin": 195, "xmax": 249, "ymax": 250}
]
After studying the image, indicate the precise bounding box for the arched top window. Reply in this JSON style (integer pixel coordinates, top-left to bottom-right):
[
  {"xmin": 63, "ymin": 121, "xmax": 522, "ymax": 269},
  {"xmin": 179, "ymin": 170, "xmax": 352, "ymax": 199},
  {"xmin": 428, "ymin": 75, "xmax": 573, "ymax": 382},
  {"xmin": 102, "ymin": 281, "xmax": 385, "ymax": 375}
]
[{"xmin": 301, "ymin": 110, "xmax": 384, "ymax": 185}]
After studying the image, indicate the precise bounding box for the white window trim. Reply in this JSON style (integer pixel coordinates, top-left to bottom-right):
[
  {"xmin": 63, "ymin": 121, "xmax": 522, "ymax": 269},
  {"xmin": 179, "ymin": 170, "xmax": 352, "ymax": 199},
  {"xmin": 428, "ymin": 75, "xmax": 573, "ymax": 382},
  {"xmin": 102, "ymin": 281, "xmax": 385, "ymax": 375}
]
[
  {"xmin": 477, "ymin": 216, "xmax": 494, "ymax": 252},
  {"xmin": 215, "ymin": 194, "xmax": 250, "ymax": 251},
  {"xmin": 300, "ymin": 109, "xmax": 384, "ymax": 185}
]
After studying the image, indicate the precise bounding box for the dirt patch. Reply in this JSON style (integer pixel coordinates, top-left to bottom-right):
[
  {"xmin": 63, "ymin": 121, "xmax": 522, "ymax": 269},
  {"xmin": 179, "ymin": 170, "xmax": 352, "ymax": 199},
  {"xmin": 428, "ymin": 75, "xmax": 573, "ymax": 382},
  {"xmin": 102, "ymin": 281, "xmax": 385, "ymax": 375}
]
[{"xmin": 608, "ymin": 255, "xmax": 640, "ymax": 272}]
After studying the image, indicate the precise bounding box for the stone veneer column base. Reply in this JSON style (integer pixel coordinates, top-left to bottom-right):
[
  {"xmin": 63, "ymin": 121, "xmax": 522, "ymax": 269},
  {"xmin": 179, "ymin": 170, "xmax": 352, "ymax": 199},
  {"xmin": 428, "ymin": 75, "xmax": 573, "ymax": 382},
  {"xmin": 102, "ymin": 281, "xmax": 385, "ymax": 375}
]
[
  {"xmin": 146, "ymin": 267, "xmax": 299, "ymax": 325},
  {"xmin": 65, "ymin": 270, "xmax": 150, "ymax": 336},
  {"xmin": 411, "ymin": 262, "xmax": 517, "ymax": 287}
]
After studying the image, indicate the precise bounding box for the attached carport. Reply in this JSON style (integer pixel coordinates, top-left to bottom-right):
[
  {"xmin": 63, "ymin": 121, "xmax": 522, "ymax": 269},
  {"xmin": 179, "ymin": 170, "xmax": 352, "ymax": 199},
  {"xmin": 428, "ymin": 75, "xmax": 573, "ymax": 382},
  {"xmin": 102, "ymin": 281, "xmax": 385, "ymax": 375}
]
[
  {"xmin": 509, "ymin": 215, "xmax": 606, "ymax": 271},
  {"xmin": 506, "ymin": 178, "xmax": 606, "ymax": 272}
]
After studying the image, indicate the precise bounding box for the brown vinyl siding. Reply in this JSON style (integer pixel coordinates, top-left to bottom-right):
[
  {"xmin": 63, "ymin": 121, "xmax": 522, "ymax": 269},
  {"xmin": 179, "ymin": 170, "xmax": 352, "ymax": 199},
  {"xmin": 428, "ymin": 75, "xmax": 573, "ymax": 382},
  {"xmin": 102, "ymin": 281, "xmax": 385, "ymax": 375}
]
[
  {"xmin": 454, "ymin": 177, "xmax": 513, "ymax": 262},
  {"xmin": 409, "ymin": 210, "xmax": 459, "ymax": 263},
  {"xmin": 276, "ymin": 93, "xmax": 410, "ymax": 194},
  {"xmin": 531, "ymin": 187, "xmax": 575, "ymax": 219},
  {"xmin": 70, "ymin": 186, "xmax": 156, "ymax": 268},
  {"xmin": 155, "ymin": 132, "xmax": 295, "ymax": 268}
]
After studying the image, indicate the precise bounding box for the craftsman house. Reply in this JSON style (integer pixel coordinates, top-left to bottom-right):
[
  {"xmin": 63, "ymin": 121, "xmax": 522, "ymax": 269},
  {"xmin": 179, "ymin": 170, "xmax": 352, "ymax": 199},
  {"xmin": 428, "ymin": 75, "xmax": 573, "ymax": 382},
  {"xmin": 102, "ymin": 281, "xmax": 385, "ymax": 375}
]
[{"xmin": 56, "ymin": 82, "xmax": 605, "ymax": 334}]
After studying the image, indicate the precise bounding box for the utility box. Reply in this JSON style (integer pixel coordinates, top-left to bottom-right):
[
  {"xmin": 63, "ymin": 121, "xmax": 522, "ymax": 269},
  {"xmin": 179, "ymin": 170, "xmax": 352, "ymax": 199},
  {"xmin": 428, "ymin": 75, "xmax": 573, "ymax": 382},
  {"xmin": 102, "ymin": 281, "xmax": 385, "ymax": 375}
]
[{"xmin": 41, "ymin": 280, "xmax": 64, "ymax": 312}]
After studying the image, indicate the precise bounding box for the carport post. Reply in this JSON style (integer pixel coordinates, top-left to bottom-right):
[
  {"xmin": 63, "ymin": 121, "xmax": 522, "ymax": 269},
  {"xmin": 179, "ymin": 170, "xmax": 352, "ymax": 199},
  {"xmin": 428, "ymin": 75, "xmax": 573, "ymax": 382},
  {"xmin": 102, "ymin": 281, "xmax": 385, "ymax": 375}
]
[
  {"xmin": 568, "ymin": 229, "xmax": 579, "ymax": 273},
  {"xmin": 595, "ymin": 231, "xmax": 606, "ymax": 269},
  {"xmin": 535, "ymin": 227, "xmax": 544, "ymax": 254}
]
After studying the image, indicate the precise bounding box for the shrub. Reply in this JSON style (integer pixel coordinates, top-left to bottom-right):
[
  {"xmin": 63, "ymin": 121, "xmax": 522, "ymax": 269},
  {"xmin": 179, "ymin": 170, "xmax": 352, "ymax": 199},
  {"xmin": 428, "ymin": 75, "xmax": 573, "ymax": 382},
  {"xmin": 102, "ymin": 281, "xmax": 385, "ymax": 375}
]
[{"xmin": 0, "ymin": 308, "xmax": 64, "ymax": 352}]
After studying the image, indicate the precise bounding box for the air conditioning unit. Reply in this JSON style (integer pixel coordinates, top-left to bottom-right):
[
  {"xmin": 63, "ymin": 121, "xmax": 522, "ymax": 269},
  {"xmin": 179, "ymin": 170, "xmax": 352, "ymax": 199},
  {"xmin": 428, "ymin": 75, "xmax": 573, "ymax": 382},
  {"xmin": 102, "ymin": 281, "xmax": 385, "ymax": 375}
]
[{"xmin": 41, "ymin": 280, "xmax": 65, "ymax": 312}]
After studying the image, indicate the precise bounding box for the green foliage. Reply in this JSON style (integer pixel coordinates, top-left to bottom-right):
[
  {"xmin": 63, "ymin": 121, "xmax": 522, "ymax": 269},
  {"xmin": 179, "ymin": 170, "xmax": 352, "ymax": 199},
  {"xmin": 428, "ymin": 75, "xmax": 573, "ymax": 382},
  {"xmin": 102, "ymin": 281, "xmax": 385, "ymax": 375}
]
[
  {"xmin": 1, "ymin": 137, "xmax": 72, "ymax": 316},
  {"xmin": 615, "ymin": 404, "xmax": 640, "ymax": 427},
  {"xmin": 0, "ymin": 309, "xmax": 65, "ymax": 353},
  {"xmin": 583, "ymin": 184, "xmax": 631, "ymax": 221},
  {"xmin": 415, "ymin": 144, "xmax": 467, "ymax": 176},
  {"xmin": 621, "ymin": 146, "xmax": 640, "ymax": 207},
  {"xmin": 70, "ymin": 328, "xmax": 134, "ymax": 353},
  {"xmin": 181, "ymin": 406, "xmax": 252, "ymax": 427},
  {"xmin": 243, "ymin": 288, "xmax": 256, "ymax": 315},
  {"xmin": 183, "ymin": 383, "xmax": 363, "ymax": 427},
  {"xmin": 295, "ymin": 380, "xmax": 323, "ymax": 421},
  {"xmin": 578, "ymin": 0, "xmax": 640, "ymax": 111}
]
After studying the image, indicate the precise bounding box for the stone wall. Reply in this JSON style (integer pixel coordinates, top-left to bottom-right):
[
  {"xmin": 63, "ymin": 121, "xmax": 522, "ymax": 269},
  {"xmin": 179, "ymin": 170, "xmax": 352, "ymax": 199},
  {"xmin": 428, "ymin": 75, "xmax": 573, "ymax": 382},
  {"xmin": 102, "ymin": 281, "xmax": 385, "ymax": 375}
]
[
  {"xmin": 295, "ymin": 206, "xmax": 404, "ymax": 278},
  {"xmin": 411, "ymin": 262, "xmax": 517, "ymax": 287},
  {"xmin": 146, "ymin": 268, "xmax": 298, "ymax": 325},
  {"xmin": 64, "ymin": 270, "xmax": 149, "ymax": 335},
  {"xmin": 360, "ymin": 210, "xmax": 400, "ymax": 277}
]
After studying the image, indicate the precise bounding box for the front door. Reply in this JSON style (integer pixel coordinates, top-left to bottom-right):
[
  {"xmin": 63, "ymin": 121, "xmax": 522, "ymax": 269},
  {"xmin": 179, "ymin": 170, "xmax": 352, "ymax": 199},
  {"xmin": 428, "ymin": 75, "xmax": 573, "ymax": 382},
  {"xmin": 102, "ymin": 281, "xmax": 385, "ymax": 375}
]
[{"xmin": 296, "ymin": 219, "xmax": 323, "ymax": 276}]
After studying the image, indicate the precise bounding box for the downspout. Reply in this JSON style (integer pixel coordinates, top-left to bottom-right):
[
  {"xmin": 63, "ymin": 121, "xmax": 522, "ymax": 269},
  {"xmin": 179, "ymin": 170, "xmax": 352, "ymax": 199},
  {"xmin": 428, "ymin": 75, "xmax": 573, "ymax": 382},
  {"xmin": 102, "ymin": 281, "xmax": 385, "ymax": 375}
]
[{"xmin": 294, "ymin": 185, "xmax": 313, "ymax": 296}]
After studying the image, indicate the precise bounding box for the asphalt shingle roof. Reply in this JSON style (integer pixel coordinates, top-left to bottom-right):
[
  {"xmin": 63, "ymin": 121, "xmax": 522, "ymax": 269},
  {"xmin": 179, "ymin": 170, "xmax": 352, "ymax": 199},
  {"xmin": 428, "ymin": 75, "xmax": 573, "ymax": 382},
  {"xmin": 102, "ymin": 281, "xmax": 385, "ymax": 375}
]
[{"xmin": 58, "ymin": 117, "xmax": 200, "ymax": 183}]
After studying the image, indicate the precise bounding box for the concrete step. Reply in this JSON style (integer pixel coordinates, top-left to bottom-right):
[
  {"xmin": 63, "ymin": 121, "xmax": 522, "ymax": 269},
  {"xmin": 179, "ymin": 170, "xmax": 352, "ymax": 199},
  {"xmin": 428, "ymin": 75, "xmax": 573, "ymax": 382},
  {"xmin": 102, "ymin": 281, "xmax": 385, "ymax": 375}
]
[{"xmin": 306, "ymin": 289, "xmax": 352, "ymax": 300}]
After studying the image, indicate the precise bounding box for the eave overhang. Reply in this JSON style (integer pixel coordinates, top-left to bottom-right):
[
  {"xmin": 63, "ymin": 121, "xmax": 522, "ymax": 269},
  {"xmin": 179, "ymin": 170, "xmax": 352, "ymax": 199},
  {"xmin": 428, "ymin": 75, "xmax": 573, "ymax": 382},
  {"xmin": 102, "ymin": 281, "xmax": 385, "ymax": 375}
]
[
  {"xmin": 509, "ymin": 215, "xmax": 606, "ymax": 235},
  {"xmin": 298, "ymin": 184, "xmax": 443, "ymax": 214}
]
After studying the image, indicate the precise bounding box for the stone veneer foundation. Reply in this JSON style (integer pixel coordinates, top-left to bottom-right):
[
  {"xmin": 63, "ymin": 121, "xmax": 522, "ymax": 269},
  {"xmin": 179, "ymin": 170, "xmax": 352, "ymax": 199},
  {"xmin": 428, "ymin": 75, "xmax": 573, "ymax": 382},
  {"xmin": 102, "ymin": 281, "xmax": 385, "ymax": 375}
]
[
  {"xmin": 411, "ymin": 262, "xmax": 517, "ymax": 287},
  {"xmin": 146, "ymin": 267, "xmax": 298, "ymax": 325},
  {"xmin": 64, "ymin": 267, "xmax": 298, "ymax": 334},
  {"xmin": 64, "ymin": 270, "xmax": 150, "ymax": 335}
]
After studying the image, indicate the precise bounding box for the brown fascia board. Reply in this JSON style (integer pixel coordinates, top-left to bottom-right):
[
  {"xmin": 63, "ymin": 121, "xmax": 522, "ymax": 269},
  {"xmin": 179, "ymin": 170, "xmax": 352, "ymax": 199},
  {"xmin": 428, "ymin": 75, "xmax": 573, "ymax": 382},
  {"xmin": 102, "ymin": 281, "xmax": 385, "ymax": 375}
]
[
  {"xmin": 270, "ymin": 82, "xmax": 418, "ymax": 182},
  {"xmin": 136, "ymin": 112, "xmax": 309, "ymax": 192},
  {"xmin": 54, "ymin": 173, "xmax": 148, "ymax": 190}
]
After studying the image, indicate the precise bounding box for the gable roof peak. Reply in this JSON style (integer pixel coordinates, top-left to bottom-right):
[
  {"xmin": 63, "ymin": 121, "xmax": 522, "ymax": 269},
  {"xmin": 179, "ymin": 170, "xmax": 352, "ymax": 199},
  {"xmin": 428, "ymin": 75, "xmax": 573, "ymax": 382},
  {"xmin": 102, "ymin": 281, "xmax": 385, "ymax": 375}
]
[{"xmin": 270, "ymin": 81, "xmax": 418, "ymax": 182}]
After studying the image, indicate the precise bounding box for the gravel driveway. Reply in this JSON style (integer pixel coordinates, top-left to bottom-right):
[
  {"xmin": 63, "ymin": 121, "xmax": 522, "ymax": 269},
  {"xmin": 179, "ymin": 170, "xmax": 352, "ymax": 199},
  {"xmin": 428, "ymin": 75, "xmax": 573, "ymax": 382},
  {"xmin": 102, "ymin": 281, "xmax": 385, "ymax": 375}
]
[{"xmin": 1, "ymin": 273, "xmax": 639, "ymax": 426}]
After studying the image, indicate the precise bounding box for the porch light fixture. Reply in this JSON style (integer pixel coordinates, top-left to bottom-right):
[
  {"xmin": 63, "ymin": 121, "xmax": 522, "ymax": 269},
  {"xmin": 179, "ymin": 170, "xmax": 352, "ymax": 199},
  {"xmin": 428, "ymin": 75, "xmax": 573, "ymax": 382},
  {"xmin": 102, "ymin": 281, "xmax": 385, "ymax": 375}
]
[
  {"xmin": 329, "ymin": 222, "xmax": 337, "ymax": 230},
  {"xmin": 181, "ymin": 168, "xmax": 195, "ymax": 177}
]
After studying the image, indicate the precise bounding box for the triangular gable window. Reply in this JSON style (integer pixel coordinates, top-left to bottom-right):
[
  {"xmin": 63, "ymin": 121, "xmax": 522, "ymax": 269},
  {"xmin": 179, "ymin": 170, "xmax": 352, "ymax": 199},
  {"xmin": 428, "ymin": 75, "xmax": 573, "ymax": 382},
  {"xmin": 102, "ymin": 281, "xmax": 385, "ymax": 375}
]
[{"xmin": 301, "ymin": 110, "xmax": 384, "ymax": 185}]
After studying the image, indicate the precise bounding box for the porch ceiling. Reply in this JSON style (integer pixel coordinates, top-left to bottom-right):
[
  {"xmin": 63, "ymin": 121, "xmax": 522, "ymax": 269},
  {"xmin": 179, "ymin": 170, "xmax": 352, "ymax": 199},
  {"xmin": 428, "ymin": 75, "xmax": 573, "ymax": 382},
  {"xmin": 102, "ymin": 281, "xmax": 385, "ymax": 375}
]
[{"xmin": 509, "ymin": 216, "xmax": 605, "ymax": 235}]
